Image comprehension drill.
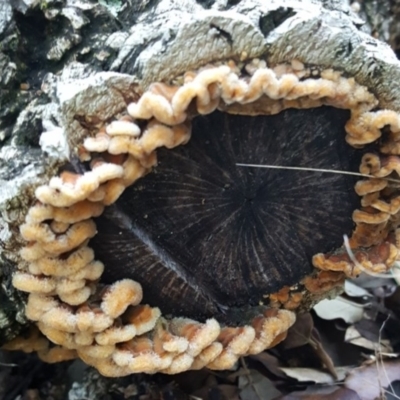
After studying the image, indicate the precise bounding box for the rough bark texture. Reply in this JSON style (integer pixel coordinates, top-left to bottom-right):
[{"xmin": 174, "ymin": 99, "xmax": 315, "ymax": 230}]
[{"xmin": 1, "ymin": 0, "xmax": 400, "ymax": 396}]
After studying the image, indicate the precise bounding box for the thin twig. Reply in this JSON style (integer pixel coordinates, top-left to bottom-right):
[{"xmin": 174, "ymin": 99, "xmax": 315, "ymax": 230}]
[
  {"xmin": 0, "ymin": 362, "xmax": 17, "ymax": 367},
  {"xmin": 236, "ymin": 163, "xmax": 400, "ymax": 184},
  {"xmin": 376, "ymin": 316, "xmax": 400, "ymax": 399},
  {"xmin": 343, "ymin": 235, "xmax": 395, "ymax": 279},
  {"xmin": 308, "ymin": 333, "xmax": 338, "ymax": 380}
]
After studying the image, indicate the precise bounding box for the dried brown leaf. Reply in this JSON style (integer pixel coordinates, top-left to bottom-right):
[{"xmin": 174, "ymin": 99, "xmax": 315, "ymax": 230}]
[
  {"xmin": 248, "ymin": 352, "xmax": 287, "ymax": 379},
  {"xmin": 239, "ymin": 369, "xmax": 281, "ymax": 400},
  {"xmin": 344, "ymin": 281, "xmax": 371, "ymax": 298},
  {"xmin": 283, "ymin": 313, "xmax": 314, "ymax": 350},
  {"xmin": 345, "ymin": 325, "xmax": 393, "ymax": 352},
  {"xmin": 309, "ymin": 328, "xmax": 338, "ymax": 378},
  {"xmin": 275, "ymin": 387, "xmax": 361, "ymax": 400},
  {"xmin": 279, "ymin": 366, "xmax": 348, "ymax": 384},
  {"xmin": 313, "ymin": 298, "xmax": 364, "ymax": 324},
  {"xmin": 191, "ymin": 384, "xmax": 240, "ymax": 400},
  {"xmin": 344, "ymin": 359, "xmax": 400, "ymax": 400}
]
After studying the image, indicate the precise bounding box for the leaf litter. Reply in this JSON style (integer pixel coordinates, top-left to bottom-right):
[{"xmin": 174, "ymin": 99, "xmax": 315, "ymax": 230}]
[{"xmin": 3, "ymin": 273, "xmax": 400, "ymax": 399}]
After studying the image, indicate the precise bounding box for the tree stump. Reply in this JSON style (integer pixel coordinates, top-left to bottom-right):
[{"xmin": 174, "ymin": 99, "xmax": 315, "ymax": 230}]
[{"xmin": 1, "ymin": 0, "xmax": 400, "ymax": 396}]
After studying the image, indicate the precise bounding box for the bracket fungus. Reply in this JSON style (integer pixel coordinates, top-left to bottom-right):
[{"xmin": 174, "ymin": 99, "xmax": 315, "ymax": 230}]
[{"xmin": 3, "ymin": 0, "xmax": 400, "ymax": 378}]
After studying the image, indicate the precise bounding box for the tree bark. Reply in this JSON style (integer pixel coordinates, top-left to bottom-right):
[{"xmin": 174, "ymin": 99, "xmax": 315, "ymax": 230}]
[{"xmin": 1, "ymin": 0, "xmax": 400, "ymax": 396}]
